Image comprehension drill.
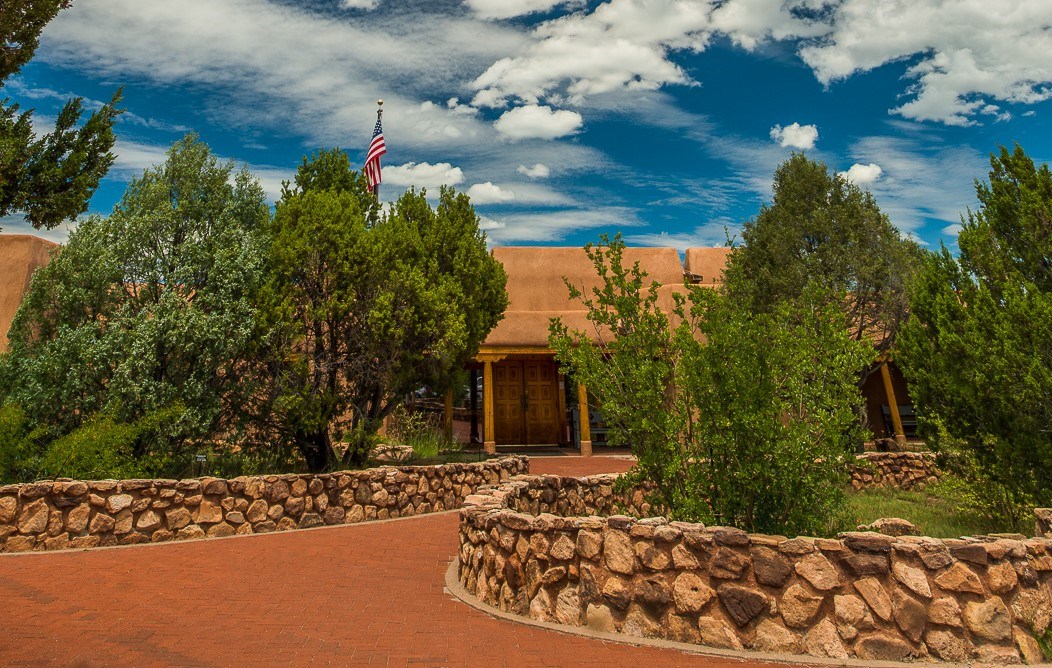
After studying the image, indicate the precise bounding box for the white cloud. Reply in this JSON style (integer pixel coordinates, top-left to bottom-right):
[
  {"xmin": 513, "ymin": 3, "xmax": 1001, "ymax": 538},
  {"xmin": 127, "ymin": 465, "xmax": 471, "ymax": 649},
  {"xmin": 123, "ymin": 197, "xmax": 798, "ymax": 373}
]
[
  {"xmin": 709, "ymin": 0, "xmax": 827, "ymax": 51},
  {"xmin": 517, "ymin": 163, "xmax": 551, "ymax": 178},
  {"xmin": 466, "ymin": 0, "xmax": 1052, "ymax": 126},
  {"xmin": 467, "ymin": 182, "xmax": 517, "ymax": 204},
  {"xmin": 840, "ymin": 162, "xmax": 883, "ymax": 186},
  {"xmin": 0, "ymin": 214, "xmax": 76, "ymax": 243},
  {"xmin": 847, "ymin": 135, "xmax": 985, "ymax": 233},
  {"xmin": 484, "ymin": 206, "xmax": 642, "ymax": 243},
  {"xmin": 799, "ymin": 0, "xmax": 1052, "ymax": 126},
  {"xmin": 941, "ymin": 223, "xmax": 963, "ymax": 237},
  {"xmin": 466, "ymin": 0, "xmax": 569, "ymax": 20},
  {"xmin": 382, "ymin": 162, "xmax": 465, "ymax": 190},
  {"xmin": 471, "ymin": 0, "xmax": 711, "ymax": 108},
  {"xmin": 477, "ymin": 215, "xmax": 506, "ymax": 231},
  {"xmin": 494, "ymin": 105, "xmax": 582, "ymax": 140},
  {"xmin": 625, "ymin": 220, "xmax": 738, "ymax": 250},
  {"xmin": 40, "ymin": 0, "xmax": 526, "ymax": 150},
  {"xmin": 339, "ymin": 0, "xmax": 380, "ymax": 8},
  {"xmin": 769, "ymin": 122, "xmax": 818, "ymax": 150}
]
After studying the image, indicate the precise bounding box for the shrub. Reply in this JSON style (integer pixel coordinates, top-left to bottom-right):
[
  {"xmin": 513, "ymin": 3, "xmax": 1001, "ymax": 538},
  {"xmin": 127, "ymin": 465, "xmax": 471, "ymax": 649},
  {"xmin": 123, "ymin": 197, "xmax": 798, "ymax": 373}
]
[{"xmin": 550, "ymin": 236, "xmax": 871, "ymax": 535}]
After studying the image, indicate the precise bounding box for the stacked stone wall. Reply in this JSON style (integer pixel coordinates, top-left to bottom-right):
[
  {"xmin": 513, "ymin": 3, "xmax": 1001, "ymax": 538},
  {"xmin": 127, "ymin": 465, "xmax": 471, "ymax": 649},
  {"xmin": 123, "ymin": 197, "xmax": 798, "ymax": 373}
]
[
  {"xmin": 0, "ymin": 456, "xmax": 527, "ymax": 553},
  {"xmin": 848, "ymin": 452, "xmax": 940, "ymax": 491},
  {"xmin": 459, "ymin": 474, "xmax": 1052, "ymax": 664}
]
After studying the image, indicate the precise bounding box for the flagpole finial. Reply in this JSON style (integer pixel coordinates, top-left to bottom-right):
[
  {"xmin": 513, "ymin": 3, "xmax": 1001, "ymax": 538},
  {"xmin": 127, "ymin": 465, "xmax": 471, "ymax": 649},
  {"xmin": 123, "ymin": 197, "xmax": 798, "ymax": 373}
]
[{"xmin": 377, "ymin": 99, "xmax": 383, "ymax": 117}]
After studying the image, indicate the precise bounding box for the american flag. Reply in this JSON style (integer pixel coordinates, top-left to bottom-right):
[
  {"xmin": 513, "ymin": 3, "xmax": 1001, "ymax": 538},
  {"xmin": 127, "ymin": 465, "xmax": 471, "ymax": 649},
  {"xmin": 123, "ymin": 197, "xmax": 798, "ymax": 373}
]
[{"xmin": 365, "ymin": 115, "xmax": 386, "ymax": 193}]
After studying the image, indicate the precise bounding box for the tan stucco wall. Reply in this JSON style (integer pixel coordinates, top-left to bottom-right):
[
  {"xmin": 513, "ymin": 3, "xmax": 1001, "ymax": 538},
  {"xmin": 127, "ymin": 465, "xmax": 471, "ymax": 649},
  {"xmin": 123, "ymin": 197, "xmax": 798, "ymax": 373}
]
[{"xmin": 0, "ymin": 235, "xmax": 57, "ymax": 352}]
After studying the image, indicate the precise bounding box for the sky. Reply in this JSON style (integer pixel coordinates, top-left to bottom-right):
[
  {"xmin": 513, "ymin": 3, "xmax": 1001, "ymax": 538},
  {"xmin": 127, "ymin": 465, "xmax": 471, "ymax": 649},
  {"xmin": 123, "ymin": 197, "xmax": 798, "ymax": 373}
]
[{"xmin": 3, "ymin": 0, "xmax": 1052, "ymax": 250}]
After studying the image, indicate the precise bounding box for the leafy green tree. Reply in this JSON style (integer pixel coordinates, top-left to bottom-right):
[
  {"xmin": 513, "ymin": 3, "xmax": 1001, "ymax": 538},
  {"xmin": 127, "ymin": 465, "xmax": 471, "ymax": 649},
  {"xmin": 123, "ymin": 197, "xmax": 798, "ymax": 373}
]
[
  {"xmin": 261, "ymin": 150, "xmax": 506, "ymax": 471},
  {"xmin": 550, "ymin": 236, "xmax": 871, "ymax": 534},
  {"xmin": 723, "ymin": 153, "xmax": 922, "ymax": 354},
  {"xmin": 898, "ymin": 145, "xmax": 1052, "ymax": 530},
  {"xmin": 0, "ymin": 135, "xmax": 270, "ymax": 474},
  {"xmin": 1, "ymin": 0, "xmax": 123, "ymax": 230}
]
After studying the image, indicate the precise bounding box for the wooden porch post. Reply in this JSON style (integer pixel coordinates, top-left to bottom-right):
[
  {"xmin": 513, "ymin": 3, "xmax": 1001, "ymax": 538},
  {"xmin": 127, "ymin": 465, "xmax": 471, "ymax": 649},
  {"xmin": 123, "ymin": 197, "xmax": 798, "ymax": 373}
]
[
  {"xmin": 577, "ymin": 382, "xmax": 592, "ymax": 457},
  {"xmin": 880, "ymin": 360, "xmax": 906, "ymax": 446},
  {"xmin": 483, "ymin": 360, "xmax": 496, "ymax": 454},
  {"xmin": 443, "ymin": 388, "xmax": 454, "ymax": 441}
]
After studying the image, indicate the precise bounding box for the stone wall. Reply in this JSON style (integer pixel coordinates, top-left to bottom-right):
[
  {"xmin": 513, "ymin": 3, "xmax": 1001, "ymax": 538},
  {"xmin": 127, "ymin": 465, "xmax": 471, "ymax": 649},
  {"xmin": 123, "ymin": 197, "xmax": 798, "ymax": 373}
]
[
  {"xmin": 0, "ymin": 456, "xmax": 528, "ymax": 553},
  {"xmin": 459, "ymin": 474, "xmax": 1052, "ymax": 664},
  {"xmin": 848, "ymin": 452, "xmax": 940, "ymax": 491}
]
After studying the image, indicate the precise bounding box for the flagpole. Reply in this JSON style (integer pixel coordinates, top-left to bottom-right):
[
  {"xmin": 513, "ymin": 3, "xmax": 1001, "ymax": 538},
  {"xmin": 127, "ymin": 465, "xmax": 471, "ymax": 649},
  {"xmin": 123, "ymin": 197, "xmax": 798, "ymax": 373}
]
[{"xmin": 375, "ymin": 98, "xmax": 383, "ymax": 203}]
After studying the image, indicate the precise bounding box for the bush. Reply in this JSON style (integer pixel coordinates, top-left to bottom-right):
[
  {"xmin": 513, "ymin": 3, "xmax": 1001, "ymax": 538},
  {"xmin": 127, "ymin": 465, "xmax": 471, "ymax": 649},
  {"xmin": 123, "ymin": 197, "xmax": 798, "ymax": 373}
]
[{"xmin": 550, "ymin": 236, "xmax": 871, "ymax": 535}]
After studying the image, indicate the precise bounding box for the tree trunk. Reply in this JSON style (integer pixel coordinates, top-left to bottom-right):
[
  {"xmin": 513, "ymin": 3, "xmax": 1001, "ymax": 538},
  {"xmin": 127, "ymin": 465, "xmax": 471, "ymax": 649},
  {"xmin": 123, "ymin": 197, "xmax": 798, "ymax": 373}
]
[{"xmin": 297, "ymin": 428, "xmax": 332, "ymax": 473}]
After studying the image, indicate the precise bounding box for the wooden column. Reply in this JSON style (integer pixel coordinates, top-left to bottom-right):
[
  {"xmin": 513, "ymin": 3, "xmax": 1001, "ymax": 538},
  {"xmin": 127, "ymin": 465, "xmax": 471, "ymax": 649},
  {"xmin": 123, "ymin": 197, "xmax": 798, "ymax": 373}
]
[
  {"xmin": 880, "ymin": 360, "xmax": 906, "ymax": 446},
  {"xmin": 443, "ymin": 388, "xmax": 454, "ymax": 441},
  {"xmin": 577, "ymin": 382, "xmax": 592, "ymax": 457},
  {"xmin": 469, "ymin": 369, "xmax": 479, "ymax": 445},
  {"xmin": 483, "ymin": 360, "xmax": 496, "ymax": 454}
]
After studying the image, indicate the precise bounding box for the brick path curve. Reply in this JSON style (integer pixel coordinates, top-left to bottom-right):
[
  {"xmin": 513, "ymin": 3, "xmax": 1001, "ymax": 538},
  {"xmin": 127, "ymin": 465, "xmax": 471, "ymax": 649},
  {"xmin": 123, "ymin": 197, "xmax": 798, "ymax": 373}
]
[{"xmin": 0, "ymin": 457, "xmax": 787, "ymax": 667}]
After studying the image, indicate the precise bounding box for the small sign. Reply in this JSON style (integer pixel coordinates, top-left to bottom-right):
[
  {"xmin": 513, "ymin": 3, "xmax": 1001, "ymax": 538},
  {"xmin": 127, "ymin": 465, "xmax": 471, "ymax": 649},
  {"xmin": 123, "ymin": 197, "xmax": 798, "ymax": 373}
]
[{"xmin": 194, "ymin": 454, "xmax": 207, "ymax": 462}]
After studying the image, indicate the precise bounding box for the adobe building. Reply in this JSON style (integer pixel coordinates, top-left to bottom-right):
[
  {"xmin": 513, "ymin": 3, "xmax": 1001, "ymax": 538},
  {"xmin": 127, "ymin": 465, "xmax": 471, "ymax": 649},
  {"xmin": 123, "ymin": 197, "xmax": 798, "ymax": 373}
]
[
  {"xmin": 0, "ymin": 235, "xmax": 58, "ymax": 352},
  {"xmin": 465, "ymin": 245, "xmax": 914, "ymax": 455}
]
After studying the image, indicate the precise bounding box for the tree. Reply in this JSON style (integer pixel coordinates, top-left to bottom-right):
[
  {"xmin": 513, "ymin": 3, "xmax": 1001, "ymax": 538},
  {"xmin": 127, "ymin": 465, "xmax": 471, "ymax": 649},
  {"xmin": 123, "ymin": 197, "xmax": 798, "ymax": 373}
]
[
  {"xmin": 1, "ymin": 0, "xmax": 123, "ymax": 230},
  {"xmin": 0, "ymin": 135, "xmax": 270, "ymax": 475},
  {"xmin": 897, "ymin": 145, "xmax": 1052, "ymax": 530},
  {"xmin": 261, "ymin": 150, "xmax": 507, "ymax": 471},
  {"xmin": 550, "ymin": 236, "xmax": 871, "ymax": 534},
  {"xmin": 723, "ymin": 153, "xmax": 922, "ymax": 355}
]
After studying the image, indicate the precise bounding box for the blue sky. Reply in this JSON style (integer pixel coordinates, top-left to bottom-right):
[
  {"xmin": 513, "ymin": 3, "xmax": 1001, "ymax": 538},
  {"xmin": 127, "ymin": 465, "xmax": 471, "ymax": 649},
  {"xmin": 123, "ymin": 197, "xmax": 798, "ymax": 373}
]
[{"xmin": 3, "ymin": 0, "xmax": 1052, "ymax": 250}]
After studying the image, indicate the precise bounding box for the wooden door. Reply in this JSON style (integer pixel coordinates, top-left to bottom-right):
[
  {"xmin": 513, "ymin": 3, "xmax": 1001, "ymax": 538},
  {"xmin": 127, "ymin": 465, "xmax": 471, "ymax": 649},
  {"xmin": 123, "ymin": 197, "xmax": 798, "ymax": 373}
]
[
  {"xmin": 524, "ymin": 361, "xmax": 560, "ymax": 444},
  {"xmin": 494, "ymin": 362, "xmax": 524, "ymax": 444}
]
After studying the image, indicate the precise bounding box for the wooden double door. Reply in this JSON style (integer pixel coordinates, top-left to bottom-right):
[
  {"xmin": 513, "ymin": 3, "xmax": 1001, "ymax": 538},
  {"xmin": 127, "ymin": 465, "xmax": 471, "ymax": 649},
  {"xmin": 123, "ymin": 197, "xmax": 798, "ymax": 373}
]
[{"xmin": 493, "ymin": 359, "xmax": 561, "ymax": 445}]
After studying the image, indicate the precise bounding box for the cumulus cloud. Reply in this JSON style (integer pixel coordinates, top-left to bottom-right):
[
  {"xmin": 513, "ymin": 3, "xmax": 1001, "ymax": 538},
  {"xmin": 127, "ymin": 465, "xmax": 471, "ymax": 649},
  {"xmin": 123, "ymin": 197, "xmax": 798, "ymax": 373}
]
[
  {"xmin": 471, "ymin": 0, "xmax": 710, "ymax": 108},
  {"xmin": 769, "ymin": 122, "xmax": 818, "ymax": 150},
  {"xmin": 383, "ymin": 162, "xmax": 465, "ymax": 189},
  {"xmin": 799, "ymin": 0, "xmax": 1052, "ymax": 126},
  {"xmin": 466, "ymin": 0, "xmax": 569, "ymax": 20},
  {"xmin": 468, "ymin": 0, "xmax": 1052, "ymax": 126},
  {"xmin": 494, "ymin": 105, "xmax": 583, "ymax": 140},
  {"xmin": 709, "ymin": 0, "xmax": 827, "ymax": 50},
  {"xmin": 467, "ymin": 182, "xmax": 517, "ymax": 204},
  {"xmin": 517, "ymin": 163, "xmax": 551, "ymax": 178},
  {"xmin": 840, "ymin": 162, "xmax": 883, "ymax": 186}
]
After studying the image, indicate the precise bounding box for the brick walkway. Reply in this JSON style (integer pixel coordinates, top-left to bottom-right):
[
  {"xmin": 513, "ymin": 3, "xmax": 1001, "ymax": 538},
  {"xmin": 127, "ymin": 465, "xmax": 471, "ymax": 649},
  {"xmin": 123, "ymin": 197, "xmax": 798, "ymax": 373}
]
[{"xmin": 0, "ymin": 457, "xmax": 785, "ymax": 667}]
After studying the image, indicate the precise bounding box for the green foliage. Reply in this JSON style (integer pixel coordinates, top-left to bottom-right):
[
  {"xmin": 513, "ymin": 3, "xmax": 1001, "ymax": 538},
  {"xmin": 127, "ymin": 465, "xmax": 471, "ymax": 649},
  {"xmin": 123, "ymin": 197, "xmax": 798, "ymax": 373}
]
[
  {"xmin": 898, "ymin": 144, "xmax": 1052, "ymax": 532},
  {"xmin": 384, "ymin": 406, "xmax": 459, "ymax": 461},
  {"xmin": 550, "ymin": 235, "xmax": 871, "ymax": 535},
  {"xmin": 260, "ymin": 150, "xmax": 506, "ymax": 471},
  {"xmin": 1, "ymin": 1, "xmax": 123, "ymax": 230},
  {"xmin": 723, "ymin": 153, "xmax": 922, "ymax": 354},
  {"xmin": 0, "ymin": 135, "xmax": 271, "ymax": 475},
  {"xmin": 0, "ymin": 403, "xmax": 35, "ymax": 482}
]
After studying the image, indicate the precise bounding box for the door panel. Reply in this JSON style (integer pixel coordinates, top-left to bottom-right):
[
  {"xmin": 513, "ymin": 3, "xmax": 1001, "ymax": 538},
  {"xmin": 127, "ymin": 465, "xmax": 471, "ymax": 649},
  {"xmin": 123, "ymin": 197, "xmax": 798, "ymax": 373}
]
[
  {"xmin": 524, "ymin": 361, "xmax": 560, "ymax": 444},
  {"xmin": 494, "ymin": 362, "xmax": 523, "ymax": 444}
]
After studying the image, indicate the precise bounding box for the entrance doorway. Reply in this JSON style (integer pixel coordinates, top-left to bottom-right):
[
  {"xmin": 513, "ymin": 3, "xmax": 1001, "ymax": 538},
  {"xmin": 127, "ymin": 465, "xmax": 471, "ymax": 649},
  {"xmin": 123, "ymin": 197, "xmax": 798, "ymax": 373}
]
[{"xmin": 493, "ymin": 359, "xmax": 561, "ymax": 445}]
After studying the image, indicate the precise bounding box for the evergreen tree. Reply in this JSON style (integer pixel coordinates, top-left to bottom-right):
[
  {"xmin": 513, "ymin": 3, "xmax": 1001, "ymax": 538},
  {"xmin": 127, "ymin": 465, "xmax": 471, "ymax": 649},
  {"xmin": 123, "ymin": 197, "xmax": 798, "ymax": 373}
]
[
  {"xmin": 1, "ymin": 0, "xmax": 122, "ymax": 230},
  {"xmin": 898, "ymin": 145, "xmax": 1052, "ymax": 530}
]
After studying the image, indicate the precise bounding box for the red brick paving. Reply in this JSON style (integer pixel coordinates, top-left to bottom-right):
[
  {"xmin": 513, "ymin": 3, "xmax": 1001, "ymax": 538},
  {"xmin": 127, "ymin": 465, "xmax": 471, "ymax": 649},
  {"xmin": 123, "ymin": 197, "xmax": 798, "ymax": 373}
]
[{"xmin": 0, "ymin": 456, "xmax": 787, "ymax": 667}]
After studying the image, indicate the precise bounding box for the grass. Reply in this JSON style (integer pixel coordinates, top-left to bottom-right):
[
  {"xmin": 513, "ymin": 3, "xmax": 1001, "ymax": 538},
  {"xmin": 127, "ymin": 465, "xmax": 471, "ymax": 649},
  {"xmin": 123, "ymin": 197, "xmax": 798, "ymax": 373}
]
[{"xmin": 832, "ymin": 483, "xmax": 1001, "ymax": 538}]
